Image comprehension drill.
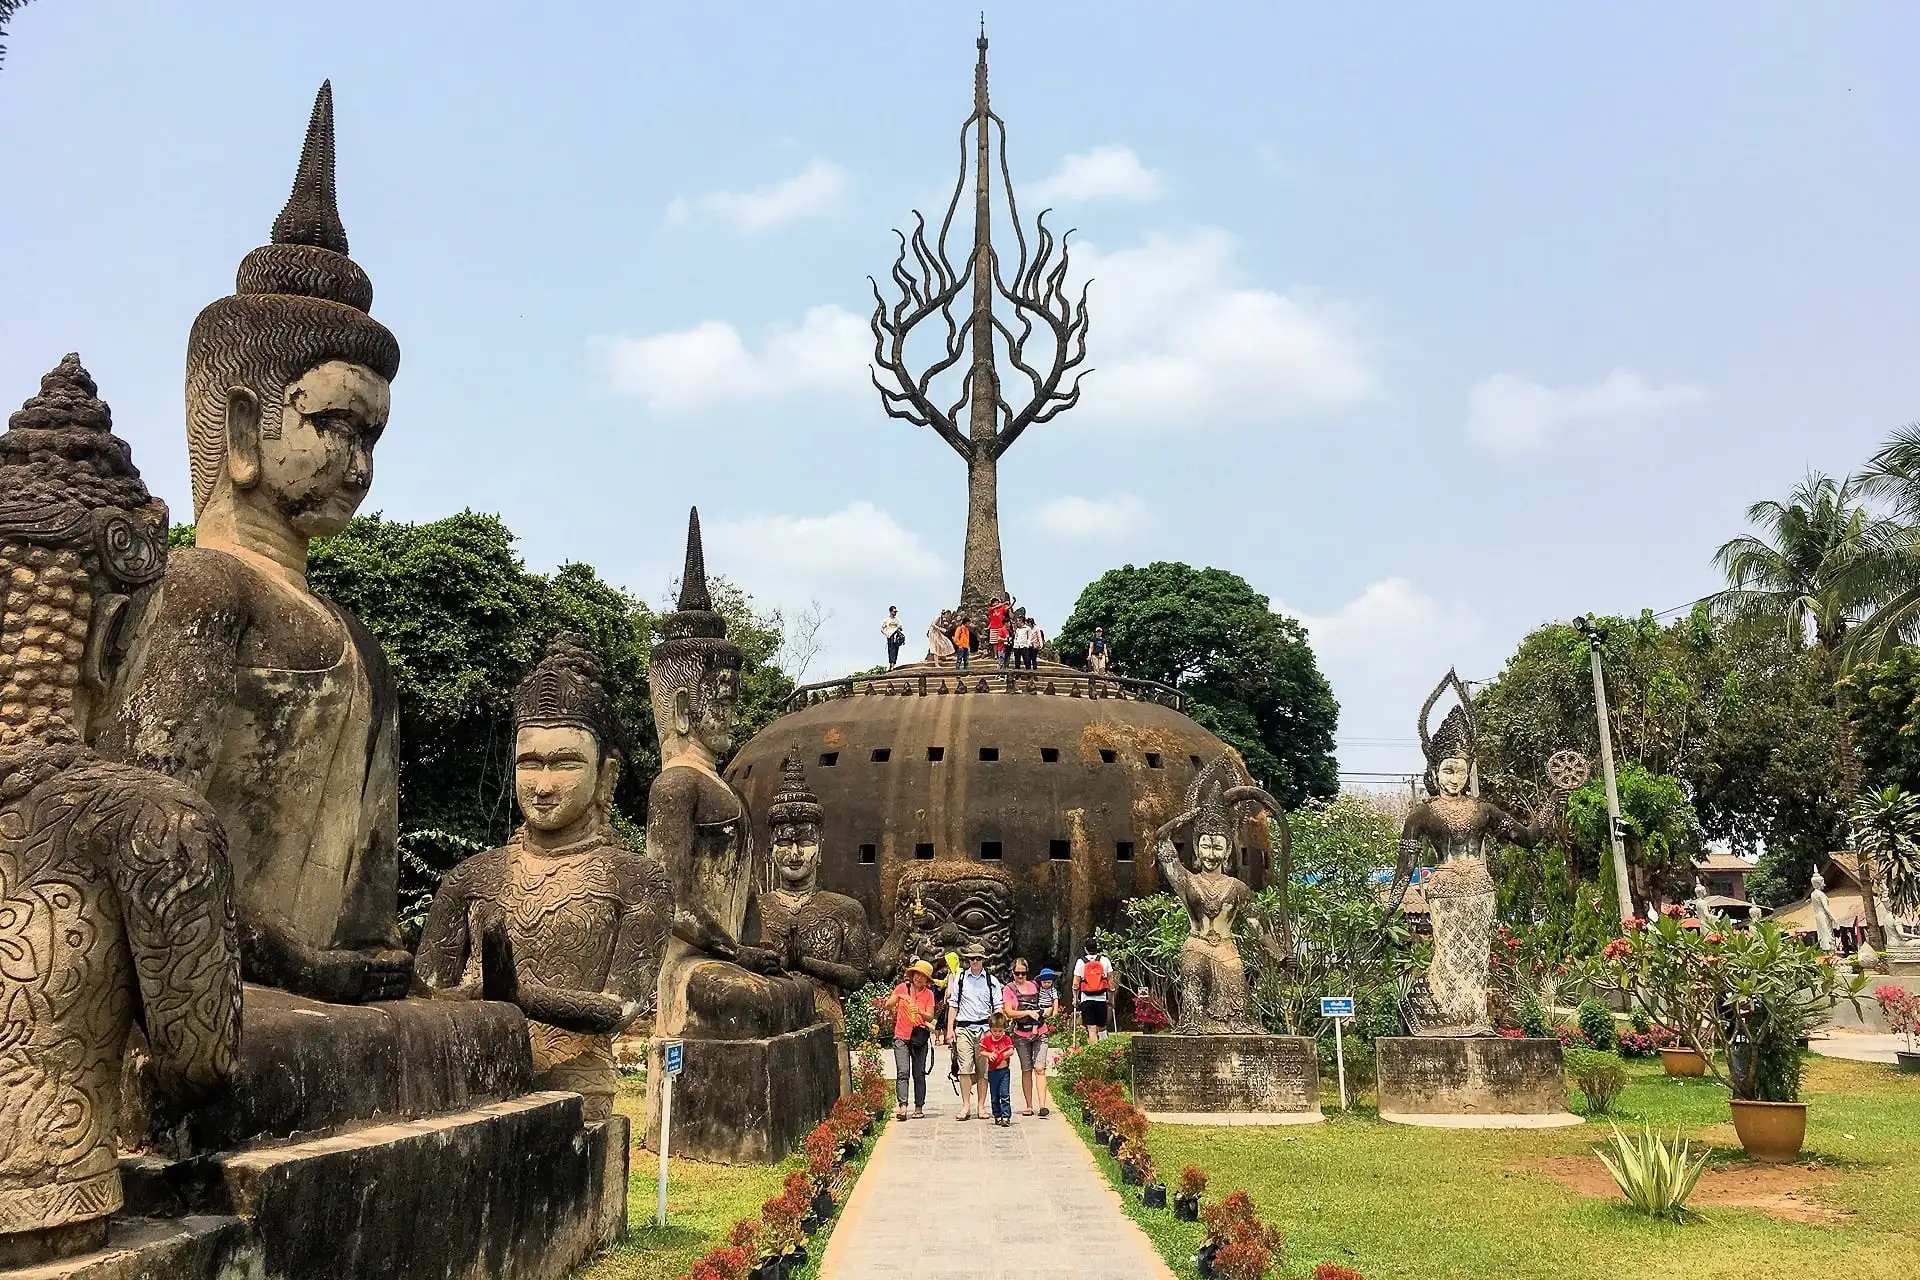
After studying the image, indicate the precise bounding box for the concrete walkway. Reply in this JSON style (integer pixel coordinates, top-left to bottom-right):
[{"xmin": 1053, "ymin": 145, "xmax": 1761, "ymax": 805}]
[
  {"xmin": 1810, "ymin": 1030, "xmax": 1907, "ymax": 1064},
  {"xmin": 819, "ymin": 1088, "xmax": 1175, "ymax": 1280}
]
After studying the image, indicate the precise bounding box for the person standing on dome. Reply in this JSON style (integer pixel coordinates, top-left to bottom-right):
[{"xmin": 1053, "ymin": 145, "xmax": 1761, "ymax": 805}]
[
  {"xmin": 988, "ymin": 596, "xmax": 1011, "ymax": 669},
  {"xmin": 881, "ymin": 605, "xmax": 905, "ymax": 668}
]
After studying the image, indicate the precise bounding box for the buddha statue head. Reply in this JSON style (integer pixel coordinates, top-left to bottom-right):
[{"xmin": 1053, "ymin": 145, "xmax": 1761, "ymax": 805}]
[
  {"xmin": 0, "ymin": 355, "xmax": 170, "ymax": 761},
  {"xmin": 184, "ymin": 82, "xmax": 400, "ymax": 548},
  {"xmin": 1811, "ymin": 871, "xmax": 1827, "ymax": 893},
  {"xmin": 768, "ymin": 753, "xmax": 823, "ymax": 895},
  {"xmin": 1418, "ymin": 669, "xmax": 1477, "ymax": 798},
  {"xmin": 650, "ymin": 508, "xmax": 742, "ymax": 765},
  {"xmin": 511, "ymin": 633, "xmax": 623, "ymax": 842}
]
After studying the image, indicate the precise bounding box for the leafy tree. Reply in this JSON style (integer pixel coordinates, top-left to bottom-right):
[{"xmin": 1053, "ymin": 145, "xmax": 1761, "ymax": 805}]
[
  {"xmin": 0, "ymin": 0, "xmax": 34, "ymax": 71},
  {"xmin": 1848, "ymin": 786, "xmax": 1920, "ymax": 949},
  {"xmin": 1057, "ymin": 562, "xmax": 1338, "ymax": 807},
  {"xmin": 1566, "ymin": 762, "xmax": 1702, "ymax": 911},
  {"xmin": 1288, "ymin": 793, "xmax": 1400, "ymax": 895}
]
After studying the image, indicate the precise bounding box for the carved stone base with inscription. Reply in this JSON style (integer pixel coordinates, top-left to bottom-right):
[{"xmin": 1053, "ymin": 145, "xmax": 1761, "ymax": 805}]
[
  {"xmin": 1376, "ymin": 1036, "xmax": 1581, "ymax": 1128},
  {"xmin": 1131, "ymin": 1034, "xmax": 1323, "ymax": 1123},
  {"xmin": 645, "ymin": 1024, "xmax": 839, "ymax": 1164}
]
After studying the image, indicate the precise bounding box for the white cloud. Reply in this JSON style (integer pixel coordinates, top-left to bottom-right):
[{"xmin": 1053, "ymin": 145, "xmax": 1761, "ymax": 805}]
[
  {"xmin": 1031, "ymin": 493, "xmax": 1152, "ymax": 542},
  {"xmin": 1279, "ymin": 578, "xmax": 1479, "ymax": 670},
  {"xmin": 705, "ymin": 502, "xmax": 944, "ymax": 587},
  {"xmin": 599, "ymin": 305, "xmax": 867, "ymax": 413},
  {"xmin": 1467, "ymin": 369, "xmax": 1707, "ymax": 454},
  {"xmin": 1029, "ymin": 145, "xmax": 1165, "ymax": 204},
  {"xmin": 1071, "ymin": 229, "xmax": 1377, "ymax": 427},
  {"xmin": 665, "ymin": 159, "xmax": 847, "ymax": 234}
]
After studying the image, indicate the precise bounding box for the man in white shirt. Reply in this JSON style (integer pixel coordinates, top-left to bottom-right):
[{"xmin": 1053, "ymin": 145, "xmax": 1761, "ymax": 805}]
[
  {"xmin": 881, "ymin": 605, "xmax": 905, "ymax": 668},
  {"xmin": 1071, "ymin": 941, "xmax": 1116, "ymax": 1043},
  {"xmin": 944, "ymin": 944, "xmax": 1003, "ymax": 1121},
  {"xmin": 1012, "ymin": 619, "xmax": 1035, "ymax": 671}
]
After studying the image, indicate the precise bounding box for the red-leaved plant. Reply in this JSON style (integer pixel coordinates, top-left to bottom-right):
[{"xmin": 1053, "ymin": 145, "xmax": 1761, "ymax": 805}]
[
  {"xmin": 1178, "ymin": 1165, "xmax": 1209, "ymax": 1199},
  {"xmin": 1311, "ymin": 1265, "xmax": 1367, "ymax": 1280}
]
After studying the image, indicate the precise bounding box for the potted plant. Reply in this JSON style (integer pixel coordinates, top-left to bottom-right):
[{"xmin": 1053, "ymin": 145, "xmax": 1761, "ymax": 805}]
[
  {"xmin": 1587, "ymin": 913, "xmax": 1864, "ymax": 1161},
  {"xmin": 1657, "ymin": 1040, "xmax": 1707, "ymax": 1077},
  {"xmin": 1197, "ymin": 1191, "xmax": 1283, "ymax": 1280},
  {"xmin": 1875, "ymin": 985, "xmax": 1920, "ymax": 1072},
  {"xmin": 1117, "ymin": 1139, "xmax": 1149, "ymax": 1185},
  {"xmin": 1174, "ymin": 1165, "xmax": 1209, "ymax": 1221}
]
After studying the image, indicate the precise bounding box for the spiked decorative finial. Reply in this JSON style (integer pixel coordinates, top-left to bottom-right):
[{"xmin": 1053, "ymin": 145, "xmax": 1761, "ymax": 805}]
[
  {"xmin": 271, "ymin": 81, "xmax": 349, "ymax": 254},
  {"xmin": 769, "ymin": 748, "xmax": 824, "ymax": 827},
  {"xmin": 678, "ymin": 507, "xmax": 712, "ymax": 613}
]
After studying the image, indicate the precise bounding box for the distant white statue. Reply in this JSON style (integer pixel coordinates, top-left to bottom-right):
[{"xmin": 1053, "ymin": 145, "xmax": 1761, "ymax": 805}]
[{"xmin": 1810, "ymin": 871, "xmax": 1836, "ymax": 953}]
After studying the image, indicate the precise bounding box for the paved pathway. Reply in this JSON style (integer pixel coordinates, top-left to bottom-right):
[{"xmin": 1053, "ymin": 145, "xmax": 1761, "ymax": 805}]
[
  {"xmin": 819, "ymin": 1089, "xmax": 1175, "ymax": 1280},
  {"xmin": 1810, "ymin": 1031, "xmax": 1906, "ymax": 1064}
]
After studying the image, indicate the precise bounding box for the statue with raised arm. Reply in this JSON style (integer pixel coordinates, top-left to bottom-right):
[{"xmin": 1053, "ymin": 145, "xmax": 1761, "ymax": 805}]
[
  {"xmin": 0, "ymin": 357, "xmax": 242, "ymax": 1267},
  {"xmin": 416, "ymin": 634, "xmax": 671, "ymax": 1120},
  {"xmin": 1386, "ymin": 670, "xmax": 1561, "ymax": 1037},
  {"xmin": 1153, "ymin": 755, "xmax": 1290, "ymax": 1035},
  {"xmin": 756, "ymin": 754, "xmax": 874, "ymax": 1093},
  {"xmin": 649, "ymin": 510, "xmax": 815, "ymax": 1042},
  {"xmin": 98, "ymin": 83, "xmax": 411, "ymax": 1004}
]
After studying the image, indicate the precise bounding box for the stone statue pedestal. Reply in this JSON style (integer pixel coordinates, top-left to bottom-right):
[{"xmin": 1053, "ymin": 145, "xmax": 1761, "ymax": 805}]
[
  {"xmin": 1131, "ymin": 1034, "xmax": 1323, "ymax": 1124},
  {"xmin": 71, "ymin": 986, "xmax": 627, "ymax": 1280},
  {"xmin": 644, "ymin": 1024, "xmax": 839, "ymax": 1164},
  {"xmin": 1376, "ymin": 1036, "xmax": 1580, "ymax": 1128}
]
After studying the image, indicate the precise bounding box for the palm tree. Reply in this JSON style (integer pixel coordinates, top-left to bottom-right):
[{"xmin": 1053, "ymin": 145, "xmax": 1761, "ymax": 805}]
[
  {"xmin": 1848, "ymin": 786, "xmax": 1920, "ymax": 954},
  {"xmin": 1844, "ymin": 424, "xmax": 1920, "ymax": 662},
  {"xmin": 1711, "ymin": 471, "xmax": 1890, "ymax": 651}
]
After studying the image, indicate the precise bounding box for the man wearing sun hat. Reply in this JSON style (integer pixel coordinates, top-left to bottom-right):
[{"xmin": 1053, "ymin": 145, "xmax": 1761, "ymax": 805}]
[{"xmin": 946, "ymin": 944, "xmax": 1004, "ymax": 1121}]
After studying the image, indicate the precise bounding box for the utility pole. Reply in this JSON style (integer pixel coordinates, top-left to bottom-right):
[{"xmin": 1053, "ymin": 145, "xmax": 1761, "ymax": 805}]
[{"xmin": 1574, "ymin": 617, "xmax": 1636, "ymax": 923}]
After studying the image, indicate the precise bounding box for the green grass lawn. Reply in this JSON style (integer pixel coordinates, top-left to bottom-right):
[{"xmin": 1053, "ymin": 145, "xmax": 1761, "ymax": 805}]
[{"xmin": 1058, "ymin": 1049, "xmax": 1920, "ymax": 1280}]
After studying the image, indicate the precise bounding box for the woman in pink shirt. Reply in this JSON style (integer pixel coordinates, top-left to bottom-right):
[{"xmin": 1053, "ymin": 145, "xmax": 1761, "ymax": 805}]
[{"xmin": 885, "ymin": 960, "xmax": 937, "ymax": 1119}]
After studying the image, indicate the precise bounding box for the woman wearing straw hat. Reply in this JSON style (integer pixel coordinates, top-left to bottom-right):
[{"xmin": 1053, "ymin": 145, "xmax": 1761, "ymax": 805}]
[{"xmin": 885, "ymin": 960, "xmax": 938, "ymax": 1119}]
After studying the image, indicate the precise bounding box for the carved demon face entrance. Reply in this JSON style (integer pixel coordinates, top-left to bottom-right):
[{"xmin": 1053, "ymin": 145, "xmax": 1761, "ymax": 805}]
[{"xmin": 891, "ymin": 862, "xmax": 1015, "ymax": 975}]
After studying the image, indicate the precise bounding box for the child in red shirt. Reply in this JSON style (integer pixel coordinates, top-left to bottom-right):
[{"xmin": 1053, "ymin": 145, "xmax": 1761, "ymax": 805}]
[{"xmin": 981, "ymin": 1012, "xmax": 1016, "ymax": 1125}]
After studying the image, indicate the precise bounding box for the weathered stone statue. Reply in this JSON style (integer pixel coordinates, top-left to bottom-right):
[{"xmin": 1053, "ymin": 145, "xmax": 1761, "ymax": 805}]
[
  {"xmin": 99, "ymin": 80, "xmax": 407, "ymax": 1005},
  {"xmin": 1153, "ymin": 756, "xmax": 1285, "ymax": 1035},
  {"xmin": 0, "ymin": 357, "xmax": 242, "ymax": 1267},
  {"xmin": 99, "ymin": 83, "xmax": 411, "ymax": 1005},
  {"xmin": 757, "ymin": 754, "xmax": 873, "ymax": 1092},
  {"xmin": 1691, "ymin": 877, "xmax": 1717, "ymax": 928},
  {"xmin": 1389, "ymin": 671, "xmax": 1550, "ymax": 1037},
  {"xmin": 873, "ymin": 860, "xmax": 1017, "ymax": 978},
  {"xmin": 1811, "ymin": 871, "xmax": 1837, "ymax": 953},
  {"xmin": 650, "ymin": 510, "xmax": 815, "ymax": 1040},
  {"xmin": 417, "ymin": 634, "xmax": 672, "ymax": 1121}
]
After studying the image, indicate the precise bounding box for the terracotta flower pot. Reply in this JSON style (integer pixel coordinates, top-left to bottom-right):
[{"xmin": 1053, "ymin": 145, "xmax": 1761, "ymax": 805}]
[
  {"xmin": 1729, "ymin": 1099, "xmax": 1807, "ymax": 1162},
  {"xmin": 1659, "ymin": 1047, "xmax": 1706, "ymax": 1077}
]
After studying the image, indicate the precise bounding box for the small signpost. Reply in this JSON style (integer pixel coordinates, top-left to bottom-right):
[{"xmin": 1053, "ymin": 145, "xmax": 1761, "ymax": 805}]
[
  {"xmin": 655, "ymin": 1039, "xmax": 684, "ymax": 1228},
  {"xmin": 1320, "ymin": 996, "xmax": 1355, "ymax": 1110}
]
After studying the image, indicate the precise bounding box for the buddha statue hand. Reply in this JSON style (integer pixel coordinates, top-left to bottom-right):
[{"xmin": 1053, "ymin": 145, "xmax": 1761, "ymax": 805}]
[
  {"xmin": 306, "ymin": 945, "xmax": 415, "ymax": 1004},
  {"xmin": 735, "ymin": 944, "xmax": 787, "ymax": 977},
  {"xmin": 478, "ymin": 912, "xmax": 519, "ymax": 1006}
]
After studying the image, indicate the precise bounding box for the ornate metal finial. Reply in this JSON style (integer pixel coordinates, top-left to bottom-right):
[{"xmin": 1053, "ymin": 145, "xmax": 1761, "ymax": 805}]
[
  {"xmin": 271, "ymin": 81, "xmax": 349, "ymax": 254},
  {"xmin": 870, "ymin": 32, "xmax": 1092, "ymax": 614}
]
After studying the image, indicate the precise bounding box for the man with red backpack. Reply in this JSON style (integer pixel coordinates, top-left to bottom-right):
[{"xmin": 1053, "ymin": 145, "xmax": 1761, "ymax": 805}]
[{"xmin": 1072, "ymin": 939, "xmax": 1116, "ymax": 1044}]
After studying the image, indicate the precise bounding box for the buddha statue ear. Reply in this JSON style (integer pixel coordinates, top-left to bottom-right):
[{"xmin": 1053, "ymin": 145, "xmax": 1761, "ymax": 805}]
[
  {"xmin": 224, "ymin": 385, "xmax": 263, "ymax": 490},
  {"xmin": 595, "ymin": 754, "xmax": 621, "ymax": 809},
  {"xmin": 671, "ymin": 686, "xmax": 696, "ymax": 739}
]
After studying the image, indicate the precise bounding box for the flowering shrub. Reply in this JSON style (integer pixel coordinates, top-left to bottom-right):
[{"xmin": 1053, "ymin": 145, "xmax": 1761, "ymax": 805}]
[
  {"xmin": 1311, "ymin": 1266, "xmax": 1368, "ymax": 1280},
  {"xmin": 1213, "ymin": 1238, "xmax": 1272, "ymax": 1280},
  {"xmin": 1132, "ymin": 991, "xmax": 1173, "ymax": 1031},
  {"xmin": 1874, "ymin": 985, "xmax": 1920, "ymax": 1051},
  {"xmin": 1617, "ymin": 1025, "xmax": 1677, "ymax": 1058},
  {"xmin": 1553, "ymin": 1025, "xmax": 1592, "ymax": 1050},
  {"xmin": 1584, "ymin": 916, "xmax": 1865, "ymax": 1100},
  {"xmin": 1201, "ymin": 1190, "xmax": 1284, "ymax": 1259},
  {"xmin": 1178, "ymin": 1165, "xmax": 1210, "ymax": 1199},
  {"xmin": 685, "ymin": 1245, "xmax": 751, "ymax": 1280},
  {"xmin": 804, "ymin": 1123, "xmax": 838, "ymax": 1179}
]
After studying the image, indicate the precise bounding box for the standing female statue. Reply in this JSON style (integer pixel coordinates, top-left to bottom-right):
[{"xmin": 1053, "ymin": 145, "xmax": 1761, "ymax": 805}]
[
  {"xmin": 1153, "ymin": 755, "xmax": 1290, "ymax": 1035},
  {"xmin": 1387, "ymin": 670, "xmax": 1566, "ymax": 1037}
]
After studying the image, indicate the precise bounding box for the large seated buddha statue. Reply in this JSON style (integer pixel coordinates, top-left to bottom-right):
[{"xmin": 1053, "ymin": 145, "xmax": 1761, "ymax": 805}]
[
  {"xmin": 649, "ymin": 510, "xmax": 815, "ymax": 1041},
  {"xmin": 99, "ymin": 83, "xmax": 411, "ymax": 1005}
]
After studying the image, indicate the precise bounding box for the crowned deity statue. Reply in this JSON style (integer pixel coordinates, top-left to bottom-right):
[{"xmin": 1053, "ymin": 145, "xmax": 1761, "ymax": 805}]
[
  {"xmin": 1388, "ymin": 670, "xmax": 1558, "ymax": 1037},
  {"xmin": 98, "ymin": 84, "xmax": 412, "ymax": 1005},
  {"xmin": 0, "ymin": 357, "xmax": 242, "ymax": 1268},
  {"xmin": 416, "ymin": 634, "xmax": 672, "ymax": 1121},
  {"xmin": 648, "ymin": 510, "xmax": 816, "ymax": 1047},
  {"xmin": 1153, "ymin": 755, "xmax": 1289, "ymax": 1035},
  {"xmin": 756, "ymin": 754, "xmax": 874, "ymax": 1093}
]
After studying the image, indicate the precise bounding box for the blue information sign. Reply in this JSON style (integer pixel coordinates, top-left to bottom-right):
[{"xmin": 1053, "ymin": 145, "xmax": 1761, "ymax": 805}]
[
  {"xmin": 1319, "ymin": 996, "xmax": 1355, "ymax": 1018},
  {"xmin": 664, "ymin": 1040, "xmax": 684, "ymax": 1076}
]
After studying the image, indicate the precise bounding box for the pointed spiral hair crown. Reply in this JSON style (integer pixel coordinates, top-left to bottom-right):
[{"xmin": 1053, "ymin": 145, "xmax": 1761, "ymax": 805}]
[
  {"xmin": 512, "ymin": 632, "xmax": 624, "ymax": 762},
  {"xmin": 1417, "ymin": 668, "xmax": 1476, "ymax": 795},
  {"xmin": 1185, "ymin": 755, "xmax": 1239, "ymax": 841},
  {"xmin": 768, "ymin": 749, "xmax": 823, "ymax": 828},
  {"xmin": 652, "ymin": 507, "xmax": 742, "ymax": 671},
  {"xmin": 0, "ymin": 354, "xmax": 168, "ymax": 588}
]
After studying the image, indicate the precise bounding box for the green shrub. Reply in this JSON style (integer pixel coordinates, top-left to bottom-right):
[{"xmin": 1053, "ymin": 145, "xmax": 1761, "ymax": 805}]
[
  {"xmin": 1365, "ymin": 987, "xmax": 1404, "ymax": 1040},
  {"xmin": 1564, "ymin": 1048, "xmax": 1627, "ymax": 1115},
  {"xmin": 1516, "ymin": 992, "xmax": 1551, "ymax": 1039},
  {"xmin": 842, "ymin": 981, "xmax": 893, "ymax": 1050},
  {"xmin": 1055, "ymin": 1035, "xmax": 1131, "ymax": 1091},
  {"xmin": 1595, "ymin": 1125, "xmax": 1708, "ymax": 1221},
  {"xmin": 1578, "ymin": 998, "xmax": 1617, "ymax": 1050},
  {"xmin": 1630, "ymin": 1007, "xmax": 1652, "ymax": 1035}
]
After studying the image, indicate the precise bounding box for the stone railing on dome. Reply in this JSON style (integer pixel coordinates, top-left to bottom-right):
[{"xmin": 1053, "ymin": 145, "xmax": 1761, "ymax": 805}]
[{"xmin": 781, "ymin": 663, "xmax": 1187, "ymax": 714}]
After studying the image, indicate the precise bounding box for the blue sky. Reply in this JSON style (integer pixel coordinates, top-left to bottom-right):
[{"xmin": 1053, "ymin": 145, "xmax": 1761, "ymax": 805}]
[{"xmin": 4, "ymin": 2, "xmax": 1917, "ymax": 784}]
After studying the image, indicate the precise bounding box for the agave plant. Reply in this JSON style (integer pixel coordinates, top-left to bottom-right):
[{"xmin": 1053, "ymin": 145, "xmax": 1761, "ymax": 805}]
[{"xmin": 1595, "ymin": 1126, "xmax": 1709, "ymax": 1221}]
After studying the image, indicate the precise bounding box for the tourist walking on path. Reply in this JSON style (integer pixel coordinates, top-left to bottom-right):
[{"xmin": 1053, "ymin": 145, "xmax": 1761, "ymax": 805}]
[
  {"xmin": 1002, "ymin": 960, "xmax": 1058, "ymax": 1116},
  {"xmin": 882, "ymin": 605, "xmax": 905, "ymax": 668},
  {"xmin": 953, "ymin": 616, "xmax": 974, "ymax": 673},
  {"xmin": 886, "ymin": 960, "xmax": 937, "ymax": 1119},
  {"xmin": 1073, "ymin": 940, "xmax": 1115, "ymax": 1043},
  {"xmin": 1088, "ymin": 626, "xmax": 1111, "ymax": 675},
  {"xmin": 988, "ymin": 596, "xmax": 1011, "ymax": 669},
  {"xmin": 980, "ymin": 1013, "xmax": 1016, "ymax": 1125},
  {"xmin": 946, "ymin": 945, "xmax": 1003, "ymax": 1121}
]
